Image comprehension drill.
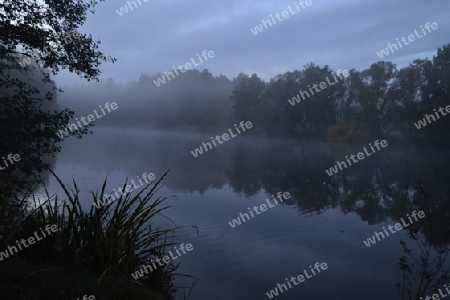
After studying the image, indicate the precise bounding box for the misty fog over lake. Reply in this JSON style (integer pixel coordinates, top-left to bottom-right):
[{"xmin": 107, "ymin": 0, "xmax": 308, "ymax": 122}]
[
  {"xmin": 38, "ymin": 125, "xmax": 448, "ymax": 300},
  {"xmin": 2, "ymin": 1, "xmax": 450, "ymax": 299}
]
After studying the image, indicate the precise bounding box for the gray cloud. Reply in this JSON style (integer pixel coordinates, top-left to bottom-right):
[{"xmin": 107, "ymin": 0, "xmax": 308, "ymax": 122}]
[{"xmin": 55, "ymin": 0, "xmax": 450, "ymax": 87}]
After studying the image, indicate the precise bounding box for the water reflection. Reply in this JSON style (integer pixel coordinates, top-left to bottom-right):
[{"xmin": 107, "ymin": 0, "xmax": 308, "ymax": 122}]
[{"xmin": 59, "ymin": 128, "xmax": 450, "ymax": 247}]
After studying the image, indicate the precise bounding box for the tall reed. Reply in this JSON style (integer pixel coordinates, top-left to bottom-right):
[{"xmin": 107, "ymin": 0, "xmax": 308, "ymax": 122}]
[{"xmin": 0, "ymin": 169, "xmax": 194, "ymax": 297}]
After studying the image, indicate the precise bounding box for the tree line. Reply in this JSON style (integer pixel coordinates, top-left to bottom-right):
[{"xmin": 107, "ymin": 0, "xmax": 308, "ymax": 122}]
[{"xmin": 65, "ymin": 44, "xmax": 450, "ymax": 144}]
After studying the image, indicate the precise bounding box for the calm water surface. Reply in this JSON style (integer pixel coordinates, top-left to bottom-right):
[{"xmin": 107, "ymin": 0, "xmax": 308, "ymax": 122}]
[{"xmin": 42, "ymin": 127, "xmax": 450, "ymax": 300}]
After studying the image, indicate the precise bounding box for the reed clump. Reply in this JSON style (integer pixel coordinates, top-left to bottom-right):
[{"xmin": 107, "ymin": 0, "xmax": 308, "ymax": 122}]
[{"xmin": 0, "ymin": 169, "xmax": 194, "ymax": 299}]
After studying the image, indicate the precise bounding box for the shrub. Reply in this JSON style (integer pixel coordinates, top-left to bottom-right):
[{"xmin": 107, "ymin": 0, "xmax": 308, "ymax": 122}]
[{"xmin": 326, "ymin": 122, "xmax": 367, "ymax": 142}]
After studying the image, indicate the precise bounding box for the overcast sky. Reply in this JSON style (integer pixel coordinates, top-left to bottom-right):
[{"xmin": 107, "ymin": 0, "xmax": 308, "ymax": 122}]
[{"xmin": 56, "ymin": 0, "xmax": 450, "ymax": 88}]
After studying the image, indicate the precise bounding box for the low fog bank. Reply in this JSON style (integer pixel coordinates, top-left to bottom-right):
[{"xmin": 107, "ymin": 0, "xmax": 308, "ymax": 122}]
[
  {"xmin": 58, "ymin": 44, "xmax": 450, "ymax": 144},
  {"xmin": 58, "ymin": 69, "xmax": 234, "ymax": 133}
]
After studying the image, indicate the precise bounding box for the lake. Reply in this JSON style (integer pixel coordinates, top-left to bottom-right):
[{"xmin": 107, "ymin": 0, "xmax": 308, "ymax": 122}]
[{"xmin": 41, "ymin": 127, "xmax": 450, "ymax": 300}]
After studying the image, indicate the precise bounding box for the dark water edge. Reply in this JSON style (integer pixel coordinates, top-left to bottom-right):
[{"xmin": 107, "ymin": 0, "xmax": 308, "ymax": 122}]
[{"xmin": 38, "ymin": 127, "xmax": 450, "ymax": 300}]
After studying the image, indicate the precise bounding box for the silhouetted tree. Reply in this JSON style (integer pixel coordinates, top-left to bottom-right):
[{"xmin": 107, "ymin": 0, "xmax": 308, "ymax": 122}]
[{"xmin": 0, "ymin": 0, "xmax": 115, "ymax": 193}]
